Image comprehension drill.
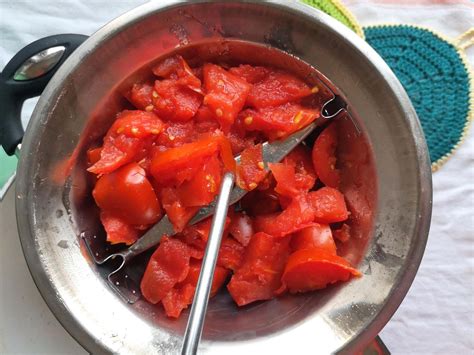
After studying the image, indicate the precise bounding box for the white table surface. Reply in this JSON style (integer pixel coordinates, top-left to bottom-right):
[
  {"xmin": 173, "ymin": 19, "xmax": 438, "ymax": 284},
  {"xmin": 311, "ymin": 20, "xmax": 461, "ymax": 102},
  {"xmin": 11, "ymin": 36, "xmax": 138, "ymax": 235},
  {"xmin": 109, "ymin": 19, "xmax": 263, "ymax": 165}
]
[{"xmin": 0, "ymin": 1, "xmax": 473, "ymax": 354}]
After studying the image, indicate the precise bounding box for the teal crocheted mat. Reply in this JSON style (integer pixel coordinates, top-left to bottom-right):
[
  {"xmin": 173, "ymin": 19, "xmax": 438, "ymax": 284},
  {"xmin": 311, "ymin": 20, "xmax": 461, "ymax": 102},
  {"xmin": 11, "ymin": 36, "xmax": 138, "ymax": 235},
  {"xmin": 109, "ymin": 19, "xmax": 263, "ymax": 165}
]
[{"xmin": 364, "ymin": 25, "xmax": 472, "ymax": 171}]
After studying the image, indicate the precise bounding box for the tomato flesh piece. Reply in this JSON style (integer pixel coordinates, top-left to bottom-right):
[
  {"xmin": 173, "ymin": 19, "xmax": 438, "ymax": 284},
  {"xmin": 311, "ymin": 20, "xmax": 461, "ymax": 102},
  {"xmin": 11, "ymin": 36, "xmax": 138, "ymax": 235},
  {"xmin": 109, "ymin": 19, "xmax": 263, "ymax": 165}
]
[
  {"xmin": 92, "ymin": 162, "xmax": 161, "ymax": 226},
  {"xmin": 128, "ymin": 83, "xmax": 154, "ymax": 110},
  {"xmin": 160, "ymin": 187, "xmax": 199, "ymax": 232},
  {"xmin": 282, "ymin": 248, "xmax": 360, "ymax": 293},
  {"xmin": 140, "ymin": 237, "xmax": 191, "ymax": 304},
  {"xmin": 227, "ymin": 232, "xmax": 290, "ymax": 306},
  {"xmin": 152, "ymin": 55, "xmax": 202, "ymax": 93},
  {"xmin": 88, "ymin": 110, "xmax": 163, "ymax": 175},
  {"xmin": 100, "ymin": 212, "xmax": 140, "ymax": 245},
  {"xmin": 246, "ymin": 70, "xmax": 312, "ymax": 108},
  {"xmin": 203, "ymin": 64, "xmax": 251, "ymax": 132},
  {"xmin": 177, "ymin": 154, "xmax": 222, "ymax": 207},
  {"xmin": 312, "ymin": 124, "xmax": 340, "ymax": 188},
  {"xmin": 254, "ymin": 195, "xmax": 315, "ymax": 237},
  {"xmin": 161, "ymin": 260, "xmax": 229, "ymax": 318},
  {"xmin": 236, "ymin": 144, "xmax": 267, "ymax": 190},
  {"xmin": 229, "ymin": 64, "xmax": 270, "ymax": 84},
  {"xmin": 308, "ymin": 187, "xmax": 348, "ymax": 223},
  {"xmin": 333, "ymin": 223, "xmax": 351, "ymax": 243},
  {"xmin": 217, "ymin": 236, "xmax": 245, "ymax": 271},
  {"xmin": 240, "ymin": 103, "xmax": 319, "ymax": 140},
  {"xmin": 153, "ymin": 79, "xmax": 202, "ymax": 122},
  {"xmin": 291, "ymin": 223, "xmax": 336, "ymax": 254}
]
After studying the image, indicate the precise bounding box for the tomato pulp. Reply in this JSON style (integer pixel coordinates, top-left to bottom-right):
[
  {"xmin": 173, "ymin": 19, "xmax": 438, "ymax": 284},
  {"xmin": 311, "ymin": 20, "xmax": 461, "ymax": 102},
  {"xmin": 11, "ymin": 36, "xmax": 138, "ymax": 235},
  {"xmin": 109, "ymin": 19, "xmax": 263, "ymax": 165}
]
[{"xmin": 87, "ymin": 54, "xmax": 361, "ymax": 318}]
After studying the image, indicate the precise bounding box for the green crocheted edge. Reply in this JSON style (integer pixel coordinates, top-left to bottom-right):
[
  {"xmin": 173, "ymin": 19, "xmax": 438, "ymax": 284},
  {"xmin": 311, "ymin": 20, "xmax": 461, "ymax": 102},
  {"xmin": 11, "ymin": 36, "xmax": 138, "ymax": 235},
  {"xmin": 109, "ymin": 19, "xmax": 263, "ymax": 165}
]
[
  {"xmin": 365, "ymin": 24, "xmax": 474, "ymax": 172},
  {"xmin": 302, "ymin": 0, "xmax": 365, "ymax": 38}
]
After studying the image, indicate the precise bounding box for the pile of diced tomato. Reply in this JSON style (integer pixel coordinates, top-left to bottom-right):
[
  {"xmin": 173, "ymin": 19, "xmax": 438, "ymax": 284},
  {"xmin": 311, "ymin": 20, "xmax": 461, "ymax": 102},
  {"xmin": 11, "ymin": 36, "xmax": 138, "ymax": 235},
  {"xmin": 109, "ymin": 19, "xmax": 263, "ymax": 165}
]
[{"xmin": 86, "ymin": 55, "xmax": 360, "ymax": 318}]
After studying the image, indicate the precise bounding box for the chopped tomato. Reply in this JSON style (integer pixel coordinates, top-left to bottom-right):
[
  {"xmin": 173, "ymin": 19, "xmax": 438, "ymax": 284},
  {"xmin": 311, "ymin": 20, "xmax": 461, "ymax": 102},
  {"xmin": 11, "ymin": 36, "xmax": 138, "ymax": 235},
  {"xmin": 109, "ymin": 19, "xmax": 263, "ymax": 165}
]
[
  {"xmin": 227, "ymin": 232, "xmax": 290, "ymax": 306},
  {"xmin": 161, "ymin": 260, "xmax": 229, "ymax": 318},
  {"xmin": 161, "ymin": 283, "xmax": 195, "ymax": 318},
  {"xmin": 92, "ymin": 163, "xmax": 161, "ymax": 226},
  {"xmin": 151, "ymin": 133, "xmax": 234, "ymax": 186},
  {"xmin": 160, "ymin": 187, "xmax": 199, "ymax": 232},
  {"xmin": 217, "ymin": 236, "xmax": 245, "ymax": 271},
  {"xmin": 178, "ymin": 154, "xmax": 222, "ymax": 207},
  {"xmin": 333, "ymin": 223, "xmax": 351, "ymax": 243},
  {"xmin": 308, "ymin": 187, "xmax": 348, "ymax": 223},
  {"xmin": 152, "ymin": 55, "xmax": 202, "ymax": 93},
  {"xmin": 229, "ymin": 64, "xmax": 270, "ymax": 84},
  {"xmin": 254, "ymin": 195, "xmax": 315, "ymax": 237},
  {"xmin": 109, "ymin": 110, "xmax": 164, "ymax": 139},
  {"xmin": 291, "ymin": 224, "xmax": 336, "ymax": 254},
  {"xmin": 153, "ymin": 79, "xmax": 202, "ymax": 122},
  {"xmin": 312, "ymin": 124, "xmax": 340, "ymax": 188},
  {"xmin": 150, "ymin": 135, "xmax": 220, "ymax": 185},
  {"xmin": 246, "ymin": 70, "xmax": 312, "ymax": 108},
  {"xmin": 140, "ymin": 237, "xmax": 191, "ymax": 304},
  {"xmin": 182, "ymin": 259, "xmax": 230, "ymax": 296},
  {"xmin": 236, "ymin": 144, "xmax": 267, "ymax": 190},
  {"xmin": 155, "ymin": 121, "xmax": 195, "ymax": 148},
  {"xmin": 240, "ymin": 103, "xmax": 318, "ymax": 140},
  {"xmin": 88, "ymin": 110, "xmax": 163, "ymax": 175},
  {"xmin": 99, "ymin": 212, "xmax": 140, "ymax": 245},
  {"xmin": 90, "ymin": 58, "xmax": 365, "ymax": 319},
  {"xmin": 281, "ymin": 248, "xmax": 360, "ymax": 293},
  {"xmin": 228, "ymin": 212, "xmax": 254, "ymax": 246},
  {"xmin": 203, "ymin": 64, "xmax": 251, "ymax": 132},
  {"xmin": 283, "ymin": 145, "xmax": 317, "ymax": 190},
  {"xmin": 128, "ymin": 83, "xmax": 154, "ymax": 110},
  {"xmin": 87, "ymin": 147, "xmax": 102, "ymax": 166}
]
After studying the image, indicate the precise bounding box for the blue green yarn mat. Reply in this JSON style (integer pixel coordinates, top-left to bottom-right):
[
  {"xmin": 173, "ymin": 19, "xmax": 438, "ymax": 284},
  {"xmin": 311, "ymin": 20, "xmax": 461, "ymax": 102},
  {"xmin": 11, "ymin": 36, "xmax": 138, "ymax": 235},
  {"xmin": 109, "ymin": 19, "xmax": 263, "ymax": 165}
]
[{"xmin": 364, "ymin": 25, "xmax": 472, "ymax": 170}]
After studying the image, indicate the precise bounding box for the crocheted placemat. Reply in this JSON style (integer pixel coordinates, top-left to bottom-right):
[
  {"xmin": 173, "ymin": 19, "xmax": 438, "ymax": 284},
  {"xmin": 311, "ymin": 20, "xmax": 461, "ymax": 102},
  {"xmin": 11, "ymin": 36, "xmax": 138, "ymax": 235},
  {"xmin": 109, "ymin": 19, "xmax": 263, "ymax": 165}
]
[
  {"xmin": 302, "ymin": 0, "xmax": 364, "ymax": 38},
  {"xmin": 364, "ymin": 25, "xmax": 473, "ymax": 171}
]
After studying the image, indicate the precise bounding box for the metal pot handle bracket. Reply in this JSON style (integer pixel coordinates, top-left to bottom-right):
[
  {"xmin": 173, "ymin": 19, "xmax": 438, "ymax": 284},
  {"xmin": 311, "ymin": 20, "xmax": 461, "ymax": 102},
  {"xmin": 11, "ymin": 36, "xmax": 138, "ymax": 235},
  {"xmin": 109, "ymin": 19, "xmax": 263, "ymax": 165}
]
[{"xmin": 0, "ymin": 34, "xmax": 88, "ymax": 156}]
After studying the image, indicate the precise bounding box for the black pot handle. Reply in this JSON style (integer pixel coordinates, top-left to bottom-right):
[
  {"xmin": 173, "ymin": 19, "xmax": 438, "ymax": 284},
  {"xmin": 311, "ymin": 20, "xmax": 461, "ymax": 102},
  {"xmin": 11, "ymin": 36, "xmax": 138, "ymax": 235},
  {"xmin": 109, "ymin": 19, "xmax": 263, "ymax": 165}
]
[{"xmin": 0, "ymin": 34, "xmax": 88, "ymax": 155}]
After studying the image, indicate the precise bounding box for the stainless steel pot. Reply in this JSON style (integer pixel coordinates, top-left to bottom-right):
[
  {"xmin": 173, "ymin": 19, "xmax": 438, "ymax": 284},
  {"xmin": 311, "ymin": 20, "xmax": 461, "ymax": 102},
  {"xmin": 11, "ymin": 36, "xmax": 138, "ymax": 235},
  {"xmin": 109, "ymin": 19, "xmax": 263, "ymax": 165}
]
[{"xmin": 2, "ymin": 1, "xmax": 431, "ymax": 354}]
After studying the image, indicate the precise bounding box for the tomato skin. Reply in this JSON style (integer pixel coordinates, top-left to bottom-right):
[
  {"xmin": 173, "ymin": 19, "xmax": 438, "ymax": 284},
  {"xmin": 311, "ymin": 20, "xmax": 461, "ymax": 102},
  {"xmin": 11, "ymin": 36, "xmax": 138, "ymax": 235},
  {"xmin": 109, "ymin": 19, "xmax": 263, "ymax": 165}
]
[
  {"xmin": 140, "ymin": 237, "xmax": 191, "ymax": 304},
  {"xmin": 246, "ymin": 70, "xmax": 312, "ymax": 108},
  {"xmin": 99, "ymin": 212, "xmax": 140, "ymax": 245},
  {"xmin": 228, "ymin": 212, "xmax": 254, "ymax": 246},
  {"xmin": 227, "ymin": 232, "xmax": 290, "ymax": 306},
  {"xmin": 291, "ymin": 224, "xmax": 336, "ymax": 254},
  {"xmin": 203, "ymin": 63, "xmax": 251, "ymax": 132},
  {"xmin": 254, "ymin": 195, "xmax": 315, "ymax": 238},
  {"xmin": 92, "ymin": 163, "xmax": 161, "ymax": 226},
  {"xmin": 281, "ymin": 248, "xmax": 360, "ymax": 293},
  {"xmin": 308, "ymin": 187, "xmax": 348, "ymax": 223},
  {"xmin": 312, "ymin": 124, "xmax": 340, "ymax": 188},
  {"xmin": 236, "ymin": 144, "xmax": 267, "ymax": 190}
]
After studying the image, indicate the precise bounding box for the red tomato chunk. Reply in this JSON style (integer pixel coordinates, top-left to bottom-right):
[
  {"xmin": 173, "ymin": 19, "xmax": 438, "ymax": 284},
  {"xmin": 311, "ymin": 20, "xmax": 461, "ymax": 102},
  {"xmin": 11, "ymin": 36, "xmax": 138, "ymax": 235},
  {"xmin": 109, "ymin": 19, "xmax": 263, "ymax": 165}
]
[{"xmin": 87, "ymin": 55, "xmax": 361, "ymax": 318}]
